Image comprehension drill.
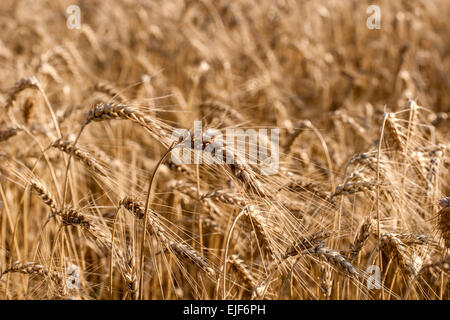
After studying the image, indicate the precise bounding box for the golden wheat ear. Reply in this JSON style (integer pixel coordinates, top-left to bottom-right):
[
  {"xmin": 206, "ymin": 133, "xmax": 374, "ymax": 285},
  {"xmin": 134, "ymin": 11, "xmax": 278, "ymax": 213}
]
[{"xmin": 4, "ymin": 77, "xmax": 39, "ymax": 111}]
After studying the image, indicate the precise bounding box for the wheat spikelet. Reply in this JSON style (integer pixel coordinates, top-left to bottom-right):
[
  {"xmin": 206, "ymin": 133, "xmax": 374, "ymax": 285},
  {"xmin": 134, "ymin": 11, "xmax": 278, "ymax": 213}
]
[
  {"xmin": 223, "ymin": 156, "xmax": 267, "ymax": 197},
  {"xmin": 308, "ymin": 243, "xmax": 358, "ymax": 277},
  {"xmin": 169, "ymin": 242, "xmax": 216, "ymax": 278},
  {"xmin": 349, "ymin": 152, "xmax": 388, "ymax": 176},
  {"xmin": 384, "ymin": 113, "xmax": 406, "ymax": 151},
  {"xmin": 30, "ymin": 179, "xmax": 58, "ymax": 214},
  {"xmin": 244, "ymin": 206, "xmax": 274, "ymax": 257},
  {"xmin": 166, "ymin": 158, "xmax": 194, "ymax": 178},
  {"xmin": 37, "ymin": 199, "xmax": 128, "ymax": 277},
  {"xmin": 188, "ymin": 133, "xmax": 267, "ymax": 196},
  {"xmin": 1, "ymin": 261, "xmax": 60, "ymax": 281},
  {"xmin": 395, "ymin": 232, "xmax": 431, "ymax": 246},
  {"xmin": 52, "ymin": 205, "xmax": 124, "ymax": 268},
  {"xmin": 85, "ymin": 102, "xmax": 168, "ymax": 141},
  {"xmin": 320, "ymin": 264, "xmax": 332, "ymax": 298},
  {"xmin": 31, "ymin": 181, "xmax": 95, "ymax": 233},
  {"xmin": 57, "ymin": 207, "xmax": 131, "ymax": 295},
  {"xmin": 121, "ymin": 192, "xmax": 220, "ymax": 233},
  {"xmin": 331, "ymin": 180, "xmax": 379, "ymax": 199},
  {"xmin": 200, "ymin": 189, "xmax": 246, "ymax": 207},
  {"xmin": 228, "ymin": 254, "xmax": 257, "ymax": 292},
  {"xmin": 86, "ymin": 221, "xmax": 127, "ymax": 272},
  {"xmin": 121, "ymin": 196, "xmax": 216, "ymax": 277},
  {"xmin": 380, "ymin": 233, "xmax": 417, "ymax": 276},
  {"xmin": 0, "ymin": 261, "xmax": 66, "ymax": 297},
  {"xmin": 350, "ymin": 217, "xmax": 376, "ymax": 261},
  {"xmin": 283, "ymin": 230, "xmax": 331, "ymax": 259},
  {"xmin": 57, "ymin": 206, "xmax": 92, "ymax": 229},
  {"xmin": 119, "ymin": 196, "xmax": 146, "ymax": 219},
  {"xmin": 51, "ymin": 138, "xmax": 107, "ymax": 176},
  {"xmin": 283, "ymin": 180, "xmax": 331, "ymax": 201},
  {"xmin": 124, "ymin": 246, "xmax": 138, "ymax": 300}
]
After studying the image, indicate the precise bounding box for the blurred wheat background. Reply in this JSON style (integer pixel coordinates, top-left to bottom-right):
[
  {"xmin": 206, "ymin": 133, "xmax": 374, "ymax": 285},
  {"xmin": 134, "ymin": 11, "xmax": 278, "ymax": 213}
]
[{"xmin": 0, "ymin": 0, "xmax": 449, "ymax": 300}]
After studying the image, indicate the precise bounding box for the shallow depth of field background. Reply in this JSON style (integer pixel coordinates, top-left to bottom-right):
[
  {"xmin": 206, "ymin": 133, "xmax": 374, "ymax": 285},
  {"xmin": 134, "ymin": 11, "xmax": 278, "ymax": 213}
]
[{"xmin": 0, "ymin": 0, "xmax": 448, "ymax": 300}]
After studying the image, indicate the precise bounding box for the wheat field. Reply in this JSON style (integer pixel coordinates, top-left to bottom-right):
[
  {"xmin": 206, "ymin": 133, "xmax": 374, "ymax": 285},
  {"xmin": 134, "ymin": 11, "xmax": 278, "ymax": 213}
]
[{"xmin": 0, "ymin": 0, "xmax": 448, "ymax": 300}]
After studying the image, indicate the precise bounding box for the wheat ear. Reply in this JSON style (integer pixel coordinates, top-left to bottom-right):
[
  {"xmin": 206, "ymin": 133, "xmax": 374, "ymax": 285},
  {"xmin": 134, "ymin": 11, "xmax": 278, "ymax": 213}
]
[
  {"xmin": 1, "ymin": 261, "xmax": 66, "ymax": 297},
  {"xmin": 120, "ymin": 196, "xmax": 216, "ymax": 277},
  {"xmin": 5, "ymin": 77, "xmax": 39, "ymax": 110},
  {"xmin": 228, "ymin": 254, "xmax": 257, "ymax": 292},
  {"xmin": 51, "ymin": 138, "xmax": 107, "ymax": 176}
]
